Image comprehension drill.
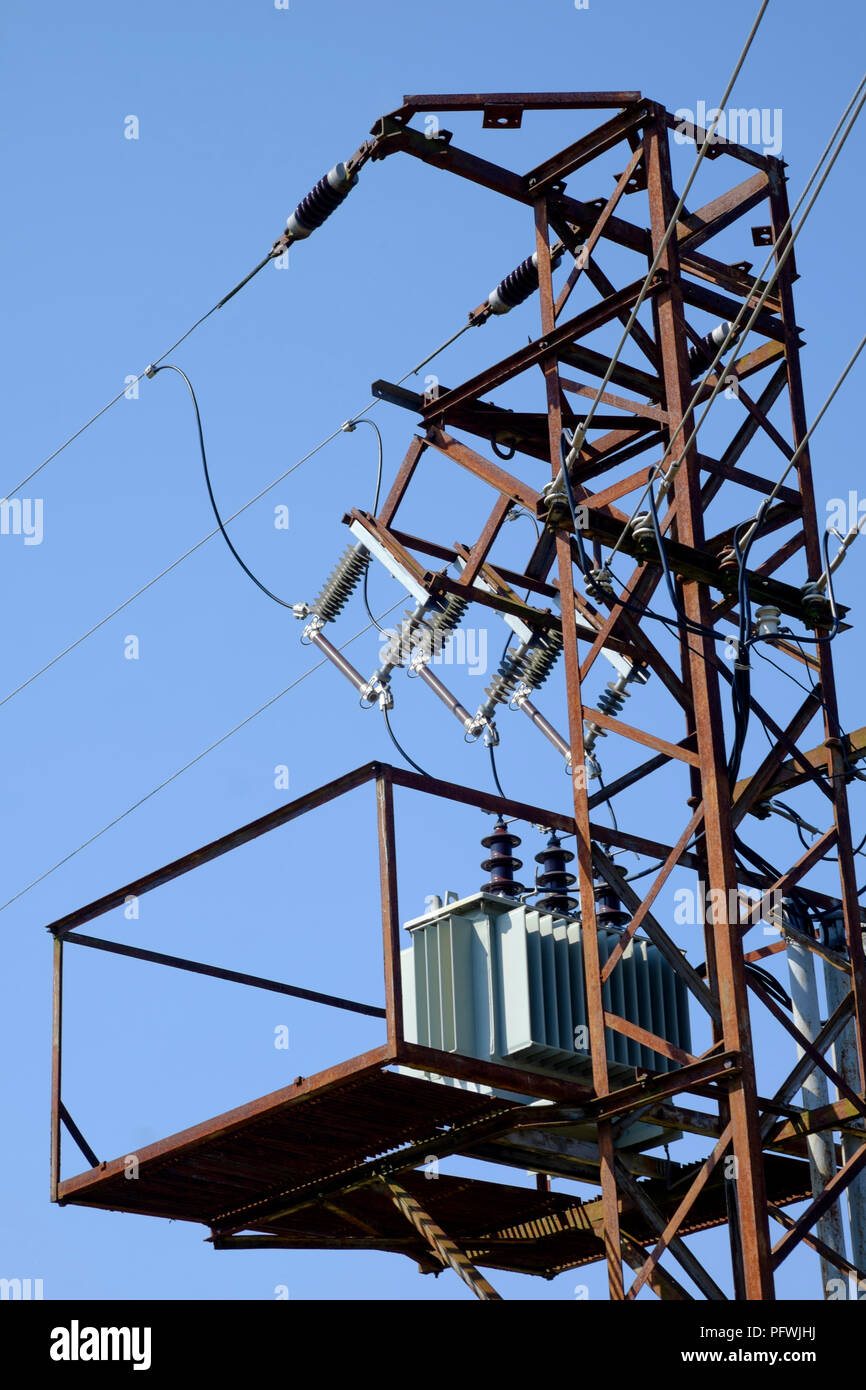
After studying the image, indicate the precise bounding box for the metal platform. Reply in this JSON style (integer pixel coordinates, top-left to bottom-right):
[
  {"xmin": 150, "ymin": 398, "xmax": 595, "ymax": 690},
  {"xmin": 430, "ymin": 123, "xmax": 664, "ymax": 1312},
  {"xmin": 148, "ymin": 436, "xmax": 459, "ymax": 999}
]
[{"xmin": 57, "ymin": 1048, "xmax": 812, "ymax": 1281}]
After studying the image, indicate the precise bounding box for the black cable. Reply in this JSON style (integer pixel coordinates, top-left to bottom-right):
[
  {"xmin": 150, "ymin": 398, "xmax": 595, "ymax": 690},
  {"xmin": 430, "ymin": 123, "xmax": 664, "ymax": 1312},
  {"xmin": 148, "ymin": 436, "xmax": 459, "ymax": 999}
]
[
  {"xmin": 645, "ymin": 478, "xmax": 752, "ymax": 784},
  {"xmin": 752, "ymin": 642, "xmax": 814, "ymax": 697},
  {"xmin": 489, "ymin": 741, "xmax": 507, "ymax": 800},
  {"xmin": 560, "ymin": 430, "xmax": 597, "ymax": 587},
  {"xmin": 9, "ymin": 254, "xmax": 277, "ymax": 500},
  {"xmin": 768, "ymin": 798, "xmax": 866, "ymax": 862},
  {"xmin": 594, "ymin": 765, "xmax": 619, "ymax": 833},
  {"xmin": 344, "ymin": 418, "xmax": 387, "ymax": 634},
  {"xmin": 151, "ymin": 364, "xmax": 294, "ymax": 610},
  {"xmin": 382, "ymin": 704, "xmax": 431, "ymax": 779},
  {"xmin": 754, "ymin": 636, "xmax": 866, "ymax": 786},
  {"xmin": 745, "ymin": 962, "xmax": 792, "ymax": 1011},
  {"xmin": 733, "ymin": 507, "xmax": 839, "ymax": 648},
  {"xmin": 646, "ymin": 471, "xmax": 728, "ymax": 643},
  {"xmin": 770, "ymin": 798, "xmax": 817, "ymax": 853}
]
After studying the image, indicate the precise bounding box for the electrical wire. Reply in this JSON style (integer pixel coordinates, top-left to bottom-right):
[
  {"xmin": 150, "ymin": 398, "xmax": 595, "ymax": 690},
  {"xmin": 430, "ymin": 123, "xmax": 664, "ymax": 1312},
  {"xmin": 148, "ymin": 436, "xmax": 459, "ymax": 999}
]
[
  {"xmin": 562, "ymin": 0, "xmax": 772, "ymax": 470},
  {"xmin": 345, "ymin": 418, "xmax": 388, "ymax": 634},
  {"xmin": 767, "ymin": 798, "xmax": 866, "ymax": 862},
  {"xmin": 7, "ymin": 253, "xmax": 276, "ymax": 499},
  {"xmin": 382, "ymin": 703, "xmax": 431, "ymax": 779},
  {"xmin": 151, "ymin": 364, "xmax": 294, "ymax": 610},
  {"xmin": 1, "ymin": 322, "xmax": 474, "ymax": 710},
  {"xmin": 585, "ymin": 347, "xmax": 852, "ymax": 661},
  {"xmin": 489, "ymin": 741, "xmax": 507, "ymax": 801},
  {"xmin": 751, "ymin": 632, "xmax": 866, "ymax": 790},
  {"xmin": 0, "ymin": 598, "xmax": 405, "ymax": 916},
  {"xmin": 594, "ymin": 765, "xmax": 619, "ymax": 833},
  {"xmin": 603, "ymin": 73, "xmax": 866, "ymax": 567}
]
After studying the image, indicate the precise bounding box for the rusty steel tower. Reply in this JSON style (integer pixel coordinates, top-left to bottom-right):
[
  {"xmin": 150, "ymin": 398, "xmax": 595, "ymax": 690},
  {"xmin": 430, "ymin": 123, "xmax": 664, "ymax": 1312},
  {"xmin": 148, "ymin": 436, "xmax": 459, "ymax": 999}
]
[{"xmin": 49, "ymin": 92, "xmax": 866, "ymax": 1302}]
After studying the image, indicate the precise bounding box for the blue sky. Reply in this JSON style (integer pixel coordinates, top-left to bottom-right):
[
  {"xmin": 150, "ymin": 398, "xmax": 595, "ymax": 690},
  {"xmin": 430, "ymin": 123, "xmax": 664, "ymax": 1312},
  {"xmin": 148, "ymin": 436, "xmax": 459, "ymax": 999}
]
[{"xmin": 2, "ymin": 0, "xmax": 865, "ymax": 1301}]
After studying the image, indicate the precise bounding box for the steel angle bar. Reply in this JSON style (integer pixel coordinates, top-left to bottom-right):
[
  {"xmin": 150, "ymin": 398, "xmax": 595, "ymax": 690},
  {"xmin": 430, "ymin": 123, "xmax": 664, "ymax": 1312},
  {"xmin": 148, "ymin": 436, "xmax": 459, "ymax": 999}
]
[
  {"xmin": 614, "ymin": 1161, "xmax": 727, "ymax": 1300},
  {"xmin": 600, "ymin": 804, "xmax": 705, "ymax": 983},
  {"xmin": 591, "ymin": 844, "xmax": 720, "ymax": 1021},
  {"xmin": 58, "ymin": 1104, "xmax": 99, "ymax": 1170},
  {"xmin": 46, "ymin": 761, "xmax": 383, "ymax": 937},
  {"xmin": 624, "ymin": 1123, "xmax": 734, "ymax": 1300},
  {"xmin": 747, "ymin": 975, "xmax": 866, "ymax": 1125},
  {"xmin": 384, "ymin": 1180, "xmax": 503, "ymax": 1301},
  {"xmin": 771, "ymin": 1144, "xmax": 866, "ymax": 1272},
  {"xmin": 768, "ymin": 1203, "xmax": 866, "ymax": 1284},
  {"xmin": 63, "ymin": 932, "xmax": 386, "ymax": 1019}
]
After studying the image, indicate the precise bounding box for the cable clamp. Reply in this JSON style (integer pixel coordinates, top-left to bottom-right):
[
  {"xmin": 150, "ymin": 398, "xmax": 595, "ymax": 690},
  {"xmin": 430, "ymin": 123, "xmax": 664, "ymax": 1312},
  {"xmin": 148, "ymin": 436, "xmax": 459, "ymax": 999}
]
[
  {"xmin": 801, "ymin": 577, "xmax": 826, "ymax": 603},
  {"xmin": 630, "ymin": 511, "xmax": 654, "ymax": 542},
  {"xmin": 540, "ymin": 476, "xmax": 568, "ymax": 522},
  {"xmin": 588, "ymin": 566, "xmax": 614, "ymax": 595},
  {"xmin": 464, "ymin": 714, "xmax": 485, "ymax": 743},
  {"xmin": 408, "ymin": 647, "xmax": 429, "ymax": 675},
  {"xmin": 585, "ymin": 751, "xmax": 601, "ymax": 781}
]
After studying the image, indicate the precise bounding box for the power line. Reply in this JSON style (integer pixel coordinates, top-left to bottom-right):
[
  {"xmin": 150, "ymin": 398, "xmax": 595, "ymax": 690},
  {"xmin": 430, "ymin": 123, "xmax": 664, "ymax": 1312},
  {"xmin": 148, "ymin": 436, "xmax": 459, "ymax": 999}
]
[
  {"xmin": 382, "ymin": 704, "xmax": 431, "ymax": 779},
  {"xmin": 0, "ymin": 323, "xmax": 472, "ymax": 710},
  {"xmin": 598, "ymin": 326, "xmax": 864, "ymax": 654},
  {"xmin": 347, "ymin": 418, "xmax": 388, "ymax": 634},
  {"xmin": 603, "ymin": 73, "xmax": 866, "ymax": 567},
  {"xmin": 0, "ymin": 599, "xmax": 403, "ymax": 915},
  {"xmin": 6, "ymin": 253, "xmax": 275, "ymax": 499},
  {"xmin": 563, "ymin": 0, "xmax": 772, "ymax": 469},
  {"xmin": 739, "ymin": 332, "xmax": 866, "ymax": 550},
  {"xmin": 488, "ymin": 741, "xmax": 507, "ymax": 801},
  {"xmin": 151, "ymin": 363, "xmax": 295, "ymax": 610}
]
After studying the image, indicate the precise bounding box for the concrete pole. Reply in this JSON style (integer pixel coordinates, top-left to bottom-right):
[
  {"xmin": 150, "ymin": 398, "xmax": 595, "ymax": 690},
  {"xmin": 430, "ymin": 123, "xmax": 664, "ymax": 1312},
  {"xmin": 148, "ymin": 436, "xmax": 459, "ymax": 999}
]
[
  {"xmin": 823, "ymin": 958, "xmax": 866, "ymax": 1288},
  {"xmin": 786, "ymin": 937, "xmax": 848, "ymax": 1295}
]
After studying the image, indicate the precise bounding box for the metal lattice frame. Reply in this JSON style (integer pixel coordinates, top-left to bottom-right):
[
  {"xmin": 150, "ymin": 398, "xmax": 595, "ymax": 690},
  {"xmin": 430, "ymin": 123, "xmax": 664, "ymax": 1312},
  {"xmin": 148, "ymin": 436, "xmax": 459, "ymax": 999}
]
[
  {"xmin": 341, "ymin": 92, "xmax": 866, "ymax": 1299},
  {"xmin": 48, "ymin": 93, "xmax": 866, "ymax": 1302}
]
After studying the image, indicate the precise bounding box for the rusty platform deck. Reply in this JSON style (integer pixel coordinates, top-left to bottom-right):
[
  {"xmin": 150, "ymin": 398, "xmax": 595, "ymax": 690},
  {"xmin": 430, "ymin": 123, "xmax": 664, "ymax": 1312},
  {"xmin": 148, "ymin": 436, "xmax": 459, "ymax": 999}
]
[{"xmin": 57, "ymin": 1047, "xmax": 812, "ymax": 1279}]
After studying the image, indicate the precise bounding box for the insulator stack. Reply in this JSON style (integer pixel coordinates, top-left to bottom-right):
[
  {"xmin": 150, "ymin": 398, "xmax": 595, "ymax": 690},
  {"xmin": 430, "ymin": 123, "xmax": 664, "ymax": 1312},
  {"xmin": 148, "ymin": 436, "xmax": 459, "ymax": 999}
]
[
  {"xmin": 409, "ymin": 592, "xmax": 470, "ymax": 665},
  {"xmin": 286, "ymin": 163, "xmax": 358, "ymax": 240},
  {"xmin": 482, "ymin": 641, "xmax": 532, "ymax": 712},
  {"xmin": 480, "ymin": 820, "xmax": 526, "ymax": 898},
  {"xmin": 471, "ymin": 629, "xmax": 563, "ymax": 737},
  {"xmin": 520, "ymin": 629, "xmax": 563, "ymax": 692},
  {"xmin": 593, "ymin": 874, "xmax": 629, "ymax": 927},
  {"xmin": 534, "ymin": 831, "xmax": 578, "ymax": 913},
  {"xmin": 429, "ymin": 592, "xmax": 470, "ymax": 632},
  {"xmin": 596, "ymin": 681, "xmax": 628, "ymax": 718},
  {"xmin": 487, "ymin": 248, "xmax": 563, "ymax": 315},
  {"xmin": 311, "ymin": 542, "xmax": 370, "ymax": 624},
  {"xmin": 584, "ymin": 663, "xmax": 650, "ymax": 755}
]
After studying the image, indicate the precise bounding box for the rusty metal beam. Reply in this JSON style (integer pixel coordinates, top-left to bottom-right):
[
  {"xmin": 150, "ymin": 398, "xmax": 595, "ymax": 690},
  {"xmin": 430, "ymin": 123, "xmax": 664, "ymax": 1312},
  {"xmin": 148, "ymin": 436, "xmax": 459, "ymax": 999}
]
[
  {"xmin": 385, "ymin": 1180, "xmax": 503, "ymax": 1300},
  {"xmin": 63, "ymin": 931, "xmax": 386, "ymax": 1019}
]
